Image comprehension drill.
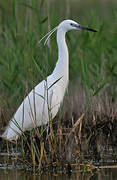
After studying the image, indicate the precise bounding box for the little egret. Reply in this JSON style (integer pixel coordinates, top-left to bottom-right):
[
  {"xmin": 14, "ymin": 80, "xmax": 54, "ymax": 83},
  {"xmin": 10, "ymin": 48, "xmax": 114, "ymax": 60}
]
[{"xmin": 2, "ymin": 19, "xmax": 97, "ymax": 141}]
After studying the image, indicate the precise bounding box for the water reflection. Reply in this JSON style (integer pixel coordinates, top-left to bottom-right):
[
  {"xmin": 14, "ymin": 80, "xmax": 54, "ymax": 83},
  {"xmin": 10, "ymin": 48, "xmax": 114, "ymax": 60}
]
[{"xmin": 0, "ymin": 168, "xmax": 117, "ymax": 180}]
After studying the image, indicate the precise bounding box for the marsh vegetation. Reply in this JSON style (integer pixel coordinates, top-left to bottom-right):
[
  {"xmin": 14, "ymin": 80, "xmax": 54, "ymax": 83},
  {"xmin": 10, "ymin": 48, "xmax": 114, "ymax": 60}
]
[{"xmin": 0, "ymin": 0, "xmax": 117, "ymax": 174}]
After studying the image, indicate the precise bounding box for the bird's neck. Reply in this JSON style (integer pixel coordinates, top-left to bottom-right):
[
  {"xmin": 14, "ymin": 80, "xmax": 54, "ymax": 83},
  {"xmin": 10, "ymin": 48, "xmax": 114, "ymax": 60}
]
[
  {"xmin": 57, "ymin": 29, "xmax": 68, "ymax": 63},
  {"xmin": 53, "ymin": 29, "xmax": 69, "ymax": 83}
]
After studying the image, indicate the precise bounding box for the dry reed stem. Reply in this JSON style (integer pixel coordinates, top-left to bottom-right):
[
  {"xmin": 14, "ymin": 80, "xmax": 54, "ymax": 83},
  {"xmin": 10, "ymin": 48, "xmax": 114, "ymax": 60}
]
[
  {"xmin": 31, "ymin": 147, "xmax": 36, "ymax": 169},
  {"xmin": 38, "ymin": 142, "xmax": 44, "ymax": 171},
  {"xmin": 58, "ymin": 125, "xmax": 63, "ymax": 144},
  {"xmin": 48, "ymin": 121, "xmax": 57, "ymax": 156},
  {"xmin": 65, "ymin": 113, "xmax": 84, "ymax": 145},
  {"xmin": 78, "ymin": 118, "xmax": 82, "ymax": 143},
  {"xmin": 14, "ymin": 156, "xmax": 32, "ymax": 167},
  {"xmin": 43, "ymin": 147, "xmax": 49, "ymax": 165},
  {"xmin": 1, "ymin": 137, "xmax": 16, "ymax": 144}
]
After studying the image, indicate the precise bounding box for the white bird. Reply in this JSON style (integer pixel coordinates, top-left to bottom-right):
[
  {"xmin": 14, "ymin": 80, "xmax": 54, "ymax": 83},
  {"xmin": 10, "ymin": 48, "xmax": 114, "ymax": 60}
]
[{"xmin": 2, "ymin": 19, "xmax": 96, "ymax": 141}]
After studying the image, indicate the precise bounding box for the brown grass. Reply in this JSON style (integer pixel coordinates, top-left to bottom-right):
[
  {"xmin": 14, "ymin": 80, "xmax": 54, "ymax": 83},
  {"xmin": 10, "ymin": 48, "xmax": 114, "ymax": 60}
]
[{"xmin": 0, "ymin": 83, "xmax": 117, "ymax": 172}]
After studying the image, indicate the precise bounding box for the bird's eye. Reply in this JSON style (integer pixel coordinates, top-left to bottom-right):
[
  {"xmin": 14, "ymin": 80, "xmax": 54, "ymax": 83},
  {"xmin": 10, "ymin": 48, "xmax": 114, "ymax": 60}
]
[{"xmin": 70, "ymin": 23, "xmax": 73, "ymax": 26}]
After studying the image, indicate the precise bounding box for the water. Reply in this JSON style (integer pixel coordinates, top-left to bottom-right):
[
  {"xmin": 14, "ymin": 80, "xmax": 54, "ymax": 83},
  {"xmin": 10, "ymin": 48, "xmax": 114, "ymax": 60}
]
[
  {"xmin": 0, "ymin": 152, "xmax": 117, "ymax": 180},
  {"xmin": 0, "ymin": 146, "xmax": 117, "ymax": 180},
  {"xmin": 0, "ymin": 167, "xmax": 117, "ymax": 180}
]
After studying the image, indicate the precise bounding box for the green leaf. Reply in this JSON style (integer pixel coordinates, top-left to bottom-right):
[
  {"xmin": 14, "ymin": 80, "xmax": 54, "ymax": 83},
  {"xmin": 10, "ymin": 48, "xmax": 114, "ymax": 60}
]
[
  {"xmin": 33, "ymin": 59, "xmax": 46, "ymax": 80},
  {"xmin": 47, "ymin": 76, "xmax": 63, "ymax": 90},
  {"xmin": 93, "ymin": 82, "xmax": 107, "ymax": 96},
  {"xmin": 20, "ymin": 2, "xmax": 38, "ymax": 12},
  {"xmin": 40, "ymin": 17, "xmax": 48, "ymax": 24},
  {"xmin": 40, "ymin": 0, "xmax": 46, "ymax": 8}
]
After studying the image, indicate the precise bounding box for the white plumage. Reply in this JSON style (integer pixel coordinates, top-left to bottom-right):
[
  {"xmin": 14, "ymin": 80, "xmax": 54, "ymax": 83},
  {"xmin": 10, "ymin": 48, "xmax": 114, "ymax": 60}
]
[{"xmin": 2, "ymin": 20, "xmax": 96, "ymax": 140}]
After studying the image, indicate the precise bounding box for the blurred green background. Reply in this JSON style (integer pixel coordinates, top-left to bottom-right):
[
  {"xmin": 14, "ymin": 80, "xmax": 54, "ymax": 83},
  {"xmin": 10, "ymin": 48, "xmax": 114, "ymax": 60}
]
[{"xmin": 0, "ymin": 0, "xmax": 117, "ymax": 125}]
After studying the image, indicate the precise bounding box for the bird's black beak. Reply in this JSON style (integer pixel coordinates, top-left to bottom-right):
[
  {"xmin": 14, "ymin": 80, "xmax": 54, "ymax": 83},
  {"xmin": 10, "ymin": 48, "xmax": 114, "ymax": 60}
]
[
  {"xmin": 74, "ymin": 24, "xmax": 97, "ymax": 32},
  {"xmin": 79, "ymin": 25, "xmax": 97, "ymax": 32}
]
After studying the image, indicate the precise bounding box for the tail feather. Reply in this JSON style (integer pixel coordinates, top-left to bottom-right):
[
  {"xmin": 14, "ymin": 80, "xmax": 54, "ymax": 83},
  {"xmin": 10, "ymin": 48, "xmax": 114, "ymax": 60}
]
[
  {"xmin": 0, "ymin": 135, "xmax": 17, "ymax": 143},
  {"xmin": 2, "ymin": 126, "xmax": 19, "ymax": 141}
]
